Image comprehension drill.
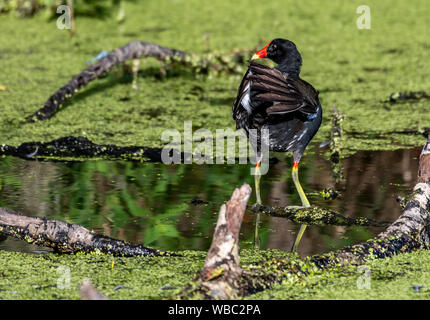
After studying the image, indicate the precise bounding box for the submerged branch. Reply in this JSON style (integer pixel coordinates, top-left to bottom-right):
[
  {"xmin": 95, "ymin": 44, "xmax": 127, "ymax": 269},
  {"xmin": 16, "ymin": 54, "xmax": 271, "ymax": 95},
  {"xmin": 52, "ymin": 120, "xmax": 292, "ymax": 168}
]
[
  {"xmin": 191, "ymin": 198, "xmax": 390, "ymax": 227},
  {"xmin": 0, "ymin": 207, "xmax": 170, "ymax": 257},
  {"xmin": 251, "ymin": 204, "xmax": 390, "ymax": 227}
]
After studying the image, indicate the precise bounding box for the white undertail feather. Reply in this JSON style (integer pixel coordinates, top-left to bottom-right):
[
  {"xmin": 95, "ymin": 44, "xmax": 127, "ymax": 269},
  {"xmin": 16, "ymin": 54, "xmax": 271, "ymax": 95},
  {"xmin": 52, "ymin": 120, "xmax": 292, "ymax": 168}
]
[
  {"xmin": 422, "ymin": 138, "xmax": 430, "ymax": 155},
  {"xmin": 240, "ymin": 83, "xmax": 252, "ymax": 114}
]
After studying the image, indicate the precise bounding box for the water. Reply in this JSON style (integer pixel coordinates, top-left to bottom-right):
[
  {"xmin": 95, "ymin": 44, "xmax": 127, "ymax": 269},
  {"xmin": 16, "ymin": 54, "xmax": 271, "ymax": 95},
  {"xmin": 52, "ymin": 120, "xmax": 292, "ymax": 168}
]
[{"xmin": 0, "ymin": 146, "xmax": 420, "ymax": 256}]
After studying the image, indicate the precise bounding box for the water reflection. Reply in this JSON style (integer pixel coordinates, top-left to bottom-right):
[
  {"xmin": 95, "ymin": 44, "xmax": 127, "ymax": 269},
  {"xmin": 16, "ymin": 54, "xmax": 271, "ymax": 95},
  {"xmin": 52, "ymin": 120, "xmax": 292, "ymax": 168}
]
[{"xmin": 0, "ymin": 147, "xmax": 421, "ymax": 256}]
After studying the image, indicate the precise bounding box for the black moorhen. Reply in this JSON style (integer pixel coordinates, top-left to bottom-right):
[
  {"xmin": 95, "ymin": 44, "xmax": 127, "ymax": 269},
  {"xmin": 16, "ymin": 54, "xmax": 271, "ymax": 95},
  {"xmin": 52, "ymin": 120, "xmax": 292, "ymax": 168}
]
[{"xmin": 232, "ymin": 38, "xmax": 322, "ymax": 252}]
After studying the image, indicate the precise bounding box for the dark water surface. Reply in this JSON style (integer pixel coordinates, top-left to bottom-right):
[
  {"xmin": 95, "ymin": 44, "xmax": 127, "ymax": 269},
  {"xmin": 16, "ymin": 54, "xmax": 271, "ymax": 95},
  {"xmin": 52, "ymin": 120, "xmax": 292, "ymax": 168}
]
[{"xmin": 0, "ymin": 146, "xmax": 421, "ymax": 256}]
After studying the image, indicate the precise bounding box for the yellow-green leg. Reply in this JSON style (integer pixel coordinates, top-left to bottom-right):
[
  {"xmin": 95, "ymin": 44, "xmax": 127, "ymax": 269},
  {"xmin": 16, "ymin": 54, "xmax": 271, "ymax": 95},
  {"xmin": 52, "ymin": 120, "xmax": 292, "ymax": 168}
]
[
  {"xmin": 132, "ymin": 58, "xmax": 140, "ymax": 90},
  {"xmin": 254, "ymin": 161, "xmax": 262, "ymax": 248},
  {"xmin": 291, "ymin": 161, "xmax": 310, "ymax": 252}
]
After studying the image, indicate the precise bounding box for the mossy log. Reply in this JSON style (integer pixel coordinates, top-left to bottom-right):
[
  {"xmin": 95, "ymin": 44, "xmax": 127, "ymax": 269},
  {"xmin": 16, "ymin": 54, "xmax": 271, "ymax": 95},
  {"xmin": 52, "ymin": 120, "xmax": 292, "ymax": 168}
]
[
  {"xmin": 0, "ymin": 207, "xmax": 169, "ymax": 257},
  {"xmin": 177, "ymin": 136, "xmax": 430, "ymax": 299},
  {"xmin": 0, "ymin": 136, "xmax": 183, "ymax": 162}
]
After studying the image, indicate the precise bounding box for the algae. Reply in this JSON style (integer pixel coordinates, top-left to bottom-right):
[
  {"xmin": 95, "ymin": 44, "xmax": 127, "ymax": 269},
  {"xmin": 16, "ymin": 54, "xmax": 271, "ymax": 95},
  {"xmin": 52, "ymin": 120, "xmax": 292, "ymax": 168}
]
[
  {"xmin": 247, "ymin": 250, "xmax": 430, "ymax": 300},
  {"xmin": 0, "ymin": 0, "xmax": 429, "ymax": 156},
  {"xmin": 1, "ymin": 248, "xmax": 430, "ymax": 300}
]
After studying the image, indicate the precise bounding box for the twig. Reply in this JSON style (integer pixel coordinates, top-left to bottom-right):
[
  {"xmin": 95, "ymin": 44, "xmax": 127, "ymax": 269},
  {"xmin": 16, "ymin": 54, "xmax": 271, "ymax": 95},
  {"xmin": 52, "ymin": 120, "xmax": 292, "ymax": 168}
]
[
  {"xmin": 80, "ymin": 279, "xmax": 109, "ymax": 300},
  {"xmin": 329, "ymin": 105, "xmax": 345, "ymax": 183}
]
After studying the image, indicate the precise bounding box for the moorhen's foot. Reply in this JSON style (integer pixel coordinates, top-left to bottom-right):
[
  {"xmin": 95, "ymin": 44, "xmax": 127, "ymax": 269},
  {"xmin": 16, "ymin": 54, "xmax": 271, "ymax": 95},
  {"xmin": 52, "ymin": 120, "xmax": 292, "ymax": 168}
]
[
  {"xmin": 251, "ymin": 203, "xmax": 264, "ymax": 212},
  {"xmin": 253, "ymin": 236, "xmax": 261, "ymax": 249}
]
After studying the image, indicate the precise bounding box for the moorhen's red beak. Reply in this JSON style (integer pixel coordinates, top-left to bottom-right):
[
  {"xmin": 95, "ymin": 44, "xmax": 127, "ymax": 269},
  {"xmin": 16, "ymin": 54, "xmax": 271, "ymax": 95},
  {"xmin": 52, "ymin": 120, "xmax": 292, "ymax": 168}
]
[{"xmin": 251, "ymin": 40, "xmax": 273, "ymax": 60}]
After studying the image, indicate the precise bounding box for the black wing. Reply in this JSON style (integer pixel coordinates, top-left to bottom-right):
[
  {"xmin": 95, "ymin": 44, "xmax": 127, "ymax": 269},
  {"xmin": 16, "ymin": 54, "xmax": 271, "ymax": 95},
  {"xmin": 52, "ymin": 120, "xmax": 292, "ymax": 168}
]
[
  {"xmin": 232, "ymin": 62, "xmax": 320, "ymax": 129},
  {"xmin": 248, "ymin": 62, "xmax": 319, "ymax": 115}
]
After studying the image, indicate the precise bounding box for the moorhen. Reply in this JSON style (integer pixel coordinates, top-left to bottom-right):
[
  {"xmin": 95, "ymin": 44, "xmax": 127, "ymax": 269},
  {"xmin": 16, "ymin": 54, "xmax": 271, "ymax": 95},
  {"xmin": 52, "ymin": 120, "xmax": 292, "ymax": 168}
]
[{"xmin": 232, "ymin": 38, "xmax": 322, "ymax": 252}]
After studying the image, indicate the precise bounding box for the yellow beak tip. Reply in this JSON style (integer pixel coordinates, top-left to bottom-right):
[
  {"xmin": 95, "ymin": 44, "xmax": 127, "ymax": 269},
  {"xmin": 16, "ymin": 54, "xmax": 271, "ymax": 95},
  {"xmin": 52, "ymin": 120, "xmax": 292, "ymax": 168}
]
[{"xmin": 251, "ymin": 53, "xmax": 260, "ymax": 60}]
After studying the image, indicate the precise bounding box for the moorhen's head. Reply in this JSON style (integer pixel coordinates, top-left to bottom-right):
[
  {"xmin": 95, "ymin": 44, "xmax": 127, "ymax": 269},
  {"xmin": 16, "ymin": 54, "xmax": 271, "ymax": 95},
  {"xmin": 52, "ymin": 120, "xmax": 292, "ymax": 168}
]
[{"xmin": 251, "ymin": 38, "xmax": 302, "ymax": 76}]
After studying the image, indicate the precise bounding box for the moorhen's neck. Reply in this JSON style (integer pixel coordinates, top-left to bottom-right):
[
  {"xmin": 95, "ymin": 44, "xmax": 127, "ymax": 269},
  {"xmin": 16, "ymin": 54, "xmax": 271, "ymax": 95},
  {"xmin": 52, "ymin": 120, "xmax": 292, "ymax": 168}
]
[{"xmin": 275, "ymin": 54, "xmax": 302, "ymax": 78}]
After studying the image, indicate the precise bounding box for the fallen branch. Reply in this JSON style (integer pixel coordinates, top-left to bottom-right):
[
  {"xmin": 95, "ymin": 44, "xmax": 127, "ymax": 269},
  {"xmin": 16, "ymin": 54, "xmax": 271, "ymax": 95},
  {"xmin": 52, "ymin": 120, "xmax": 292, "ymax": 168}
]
[
  {"xmin": 0, "ymin": 207, "xmax": 170, "ymax": 257},
  {"xmin": 26, "ymin": 41, "xmax": 247, "ymax": 122}
]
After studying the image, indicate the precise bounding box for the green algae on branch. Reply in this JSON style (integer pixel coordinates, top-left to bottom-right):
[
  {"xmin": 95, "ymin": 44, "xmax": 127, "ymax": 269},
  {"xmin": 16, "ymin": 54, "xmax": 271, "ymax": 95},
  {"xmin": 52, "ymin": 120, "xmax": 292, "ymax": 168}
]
[
  {"xmin": 308, "ymin": 187, "xmax": 342, "ymax": 200},
  {"xmin": 387, "ymin": 91, "xmax": 430, "ymax": 104},
  {"xmin": 189, "ymin": 195, "xmax": 388, "ymax": 227},
  {"xmin": 251, "ymin": 204, "xmax": 390, "ymax": 227}
]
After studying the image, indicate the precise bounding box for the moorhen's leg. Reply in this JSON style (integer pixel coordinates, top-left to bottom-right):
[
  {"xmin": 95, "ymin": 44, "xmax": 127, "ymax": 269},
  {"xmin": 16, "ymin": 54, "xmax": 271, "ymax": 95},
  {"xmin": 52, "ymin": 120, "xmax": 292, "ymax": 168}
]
[
  {"xmin": 253, "ymin": 160, "xmax": 262, "ymax": 248},
  {"xmin": 291, "ymin": 161, "xmax": 310, "ymax": 252}
]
